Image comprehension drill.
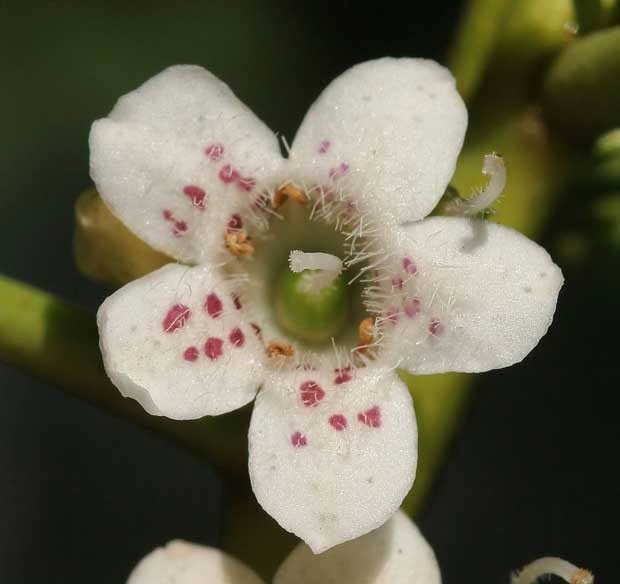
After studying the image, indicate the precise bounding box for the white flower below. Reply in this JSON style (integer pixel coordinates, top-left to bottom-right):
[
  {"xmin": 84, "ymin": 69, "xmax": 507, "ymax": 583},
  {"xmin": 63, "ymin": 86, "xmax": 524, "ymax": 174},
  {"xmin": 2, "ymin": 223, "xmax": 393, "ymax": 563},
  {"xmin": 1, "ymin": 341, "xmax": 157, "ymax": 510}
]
[
  {"xmin": 91, "ymin": 59, "xmax": 563, "ymax": 552},
  {"xmin": 126, "ymin": 511, "xmax": 441, "ymax": 584}
]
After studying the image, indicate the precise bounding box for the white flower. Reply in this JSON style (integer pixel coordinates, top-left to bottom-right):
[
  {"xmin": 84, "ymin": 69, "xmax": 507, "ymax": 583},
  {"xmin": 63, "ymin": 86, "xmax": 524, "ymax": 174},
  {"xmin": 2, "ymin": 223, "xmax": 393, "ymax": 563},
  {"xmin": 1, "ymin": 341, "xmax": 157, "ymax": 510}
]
[
  {"xmin": 90, "ymin": 59, "xmax": 563, "ymax": 553},
  {"xmin": 126, "ymin": 510, "xmax": 440, "ymax": 584},
  {"xmin": 125, "ymin": 512, "xmax": 594, "ymax": 584}
]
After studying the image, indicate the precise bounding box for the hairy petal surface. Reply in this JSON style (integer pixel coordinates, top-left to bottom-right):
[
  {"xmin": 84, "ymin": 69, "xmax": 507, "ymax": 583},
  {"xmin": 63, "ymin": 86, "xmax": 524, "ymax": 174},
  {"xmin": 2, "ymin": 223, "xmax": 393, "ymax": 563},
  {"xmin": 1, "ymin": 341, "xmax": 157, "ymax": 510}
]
[
  {"xmin": 382, "ymin": 216, "xmax": 564, "ymax": 373},
  {"xmin": 98, "ymin": 263, "xmax": 266, "ymax": 419},
  {"xmin": 126, "ymin": 540, "xmax": 265, "ymax": 584},
  {"xmin": 289, "ymin": 57, "xmax": 467, "ymax": 224},
  {"xmin": 274, "ymin": 510, "xmax": 440, "ymax": 584},
  {"xmin": 90, "ymin": 65, "xmax": 283, "ymax": 264},
  {"xmin": 248, "ymin": 366, "xmax": 417, "ymax": 553}
]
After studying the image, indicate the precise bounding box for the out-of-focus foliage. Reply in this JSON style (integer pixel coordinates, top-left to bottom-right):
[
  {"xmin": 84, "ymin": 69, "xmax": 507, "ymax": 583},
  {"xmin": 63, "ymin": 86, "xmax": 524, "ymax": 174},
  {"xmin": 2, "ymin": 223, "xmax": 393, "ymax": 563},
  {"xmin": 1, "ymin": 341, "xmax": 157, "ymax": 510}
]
[{"xmin": 544, "ymin": 27, "xmax": 620, "ymax": 139}]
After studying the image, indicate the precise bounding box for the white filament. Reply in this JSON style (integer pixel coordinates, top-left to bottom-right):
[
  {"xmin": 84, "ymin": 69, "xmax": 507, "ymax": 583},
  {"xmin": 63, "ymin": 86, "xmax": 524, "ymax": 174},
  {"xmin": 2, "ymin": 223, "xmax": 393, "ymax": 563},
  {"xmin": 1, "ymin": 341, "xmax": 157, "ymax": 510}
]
[
  {"xmin": 289, "ymin": 250, "xmax": 343, "ymax": 294},
  {"xmin": 456, "ymin": 152, "xmax": 506, "ymax": 215},
  {"xmin": 512, "ymin": 557, "xmax": 594, "ymax": 584}
]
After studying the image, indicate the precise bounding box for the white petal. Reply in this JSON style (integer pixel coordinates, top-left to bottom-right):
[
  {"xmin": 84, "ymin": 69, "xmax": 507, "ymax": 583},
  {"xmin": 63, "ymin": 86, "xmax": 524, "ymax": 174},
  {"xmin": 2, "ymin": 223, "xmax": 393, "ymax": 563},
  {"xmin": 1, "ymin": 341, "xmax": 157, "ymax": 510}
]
[
  {"xmin": 248, "ymin": 366, "xmax": 417, "ymax": 553},
  {"xmin": 274, "ymin": 510, "xmax": 440, "ymax": 584},
  {"xmin": 290, "ymin": 58, "xmax": 467, "ymax": 224},
  {"xmin": 126, "ymin": 540, "xmax": 265, "ymax": 584},
  {"xmin": 98, "ymin": 263, "xmax": 266, "ymax": 420},
  {"xmin": 381, "ymin": 216, "xmax": 563, "ymax": 373},
  {"xmin": 90, "ymin": 65, "xmax": 283, "ymax": 264}
]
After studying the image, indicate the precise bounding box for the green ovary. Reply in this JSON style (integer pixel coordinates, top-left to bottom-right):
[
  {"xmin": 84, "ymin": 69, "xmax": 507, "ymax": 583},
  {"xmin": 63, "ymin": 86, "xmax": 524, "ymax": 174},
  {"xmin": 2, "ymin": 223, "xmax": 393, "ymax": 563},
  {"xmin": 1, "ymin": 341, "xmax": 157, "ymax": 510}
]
[{"xmin": 274, "ymin": 269, "xmax": 350, "ymax": 344}]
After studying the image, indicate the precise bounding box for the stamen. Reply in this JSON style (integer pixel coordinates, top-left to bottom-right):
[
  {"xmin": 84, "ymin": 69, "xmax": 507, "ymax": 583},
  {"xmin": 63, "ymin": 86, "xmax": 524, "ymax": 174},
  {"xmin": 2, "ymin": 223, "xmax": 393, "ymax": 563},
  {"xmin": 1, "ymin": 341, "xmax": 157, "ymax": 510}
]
[
  {"xmin": 358, "ymin": 317, "xmax": 375, "ymax": 346},
  {"xmin": 267, "ymin": 340, "xmax": 295, "ymax": 358},
  {"xmin": 273, "ymin": 184, "xmax": 307, "ymax": 209},
  {"xmin": 288, "ymin": 250, "xmax": 343, "ymax": 294},
  {"xmin": 447, "ymin": 152, "xmax": 506, "ymax": 216},
  {"xmin": 512, "ymin": 557, "xmax": 594, "ymax": 584},
  {"xmin": 225, "ymin": 230, "xmax": 254, "ymax": 257}
]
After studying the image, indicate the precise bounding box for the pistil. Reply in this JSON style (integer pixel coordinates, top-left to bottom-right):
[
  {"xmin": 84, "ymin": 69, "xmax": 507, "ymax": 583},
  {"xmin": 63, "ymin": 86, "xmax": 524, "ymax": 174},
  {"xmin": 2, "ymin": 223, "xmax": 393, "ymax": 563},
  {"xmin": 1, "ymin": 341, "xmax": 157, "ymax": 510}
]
[
  {"xmin": 289, "ymin": 250, "xmax": 343, "ymax": 294},
  {"xmin": 274, "ymin": 252, "xmax": 349, "ymax": 345}
]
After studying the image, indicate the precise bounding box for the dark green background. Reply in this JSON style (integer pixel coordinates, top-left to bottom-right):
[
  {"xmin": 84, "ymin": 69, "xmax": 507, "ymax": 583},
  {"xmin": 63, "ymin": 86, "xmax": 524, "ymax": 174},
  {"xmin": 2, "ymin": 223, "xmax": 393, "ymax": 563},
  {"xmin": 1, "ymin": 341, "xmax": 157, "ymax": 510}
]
[{"xmin": 0, "ymin": 1, "xmax": 606, "ymax": 582}]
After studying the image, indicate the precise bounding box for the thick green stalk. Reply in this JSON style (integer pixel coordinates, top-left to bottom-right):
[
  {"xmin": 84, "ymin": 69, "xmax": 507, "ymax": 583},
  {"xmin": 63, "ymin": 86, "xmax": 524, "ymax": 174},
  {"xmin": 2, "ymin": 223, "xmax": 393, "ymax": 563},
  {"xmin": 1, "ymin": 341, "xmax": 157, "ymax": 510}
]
[{"xmin": 447, "ymin": 0, "xmax": 513, "ymax": 102}]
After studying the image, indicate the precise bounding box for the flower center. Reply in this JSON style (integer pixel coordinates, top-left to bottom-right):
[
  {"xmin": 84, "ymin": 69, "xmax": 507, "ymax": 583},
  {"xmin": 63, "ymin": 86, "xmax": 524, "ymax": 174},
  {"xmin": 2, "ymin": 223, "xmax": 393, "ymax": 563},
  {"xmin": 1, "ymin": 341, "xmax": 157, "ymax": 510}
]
[
  {"xmin": 231, "ymin": 179, "xmax": 402, "ymax": 369},
  {"xmin": 274, "ymin": 252, "xmax": 350, "ymax": 344}
]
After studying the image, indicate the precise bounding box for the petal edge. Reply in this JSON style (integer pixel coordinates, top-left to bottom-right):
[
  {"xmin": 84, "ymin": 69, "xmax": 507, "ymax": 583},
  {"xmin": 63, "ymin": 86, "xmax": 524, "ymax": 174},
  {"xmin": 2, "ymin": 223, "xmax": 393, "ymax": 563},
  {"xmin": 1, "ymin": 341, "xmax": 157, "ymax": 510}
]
[
  {"xmin": 290, "ymin": 58, "xmax": 467, "ymax": 224},
  {"xmin": 382, "ymin": 216, "xmax": 564, "ymax": 374},
  {"xmin": 248, "ymin": 366, "xmax": 417, "ymax": 553},
  {"xmin": 98, "ymin": 263, "xmax": 266, "ymax": 419}
]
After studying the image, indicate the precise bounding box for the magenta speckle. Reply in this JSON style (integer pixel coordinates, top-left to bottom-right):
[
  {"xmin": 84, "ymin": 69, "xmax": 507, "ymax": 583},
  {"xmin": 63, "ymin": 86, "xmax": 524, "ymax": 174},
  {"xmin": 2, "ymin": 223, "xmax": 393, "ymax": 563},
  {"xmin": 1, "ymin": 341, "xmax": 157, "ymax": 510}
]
[
  {"xmin": 205, "ymin": 143, "xmax": 224, "ymax": 161},
  {"xmin": 227, "ymin": 213, "xmax": 243, "ymax": 231},
  {"xmin": 229, "ymin": 327, "xmax": 245, "ymax": 347},
  {"xmin": 162, "ymin": 304, "xmax": 191, "ymax": 333},
  {"xmin": 358, "ymin": 406, "xmax": 381, "ymax": 428},
  {"xmin": 318, "ymin": 140, "xmax": 331, "ymax": 154},
  {"xmin": 173, "ymin": 220, "xmax": 187, "ymax": 237},
  {"xmin": 183, "ymin": 185, "xmax": 206, "ymax": 209},
  {"xmin": 291, "ymin": 431, "xmax": 308, "ymax": 448},
  {"xmin": 204, "ymin": 337, "xmax": 224, "ymax": 360},
  {"xmin": 334, "ymin": 366, "xmax": 352, "ymax": 385},
  {"xmin": 300, "ymin": 381, "xmax": 325, "ymax": 407},
  {"xmin": 163, "ymin": 209, "xmax": 188, "ymax": 237},
  {"xmin": 237, "ymin": 176, "xmax": 256, "ymax": 192},
  {"xmin": 328, "ymin": 162, "xmax": 349, "ymax": 180},
  {"xmin": 392, "ymin": 276, "xmax": 404, "ymax": 290},
  {"xmin": 205, "ymin": 293, "xmax": 223, "ymax": 318},
  {"xmin": 329, "ymin": 414, "xmax": 348, "ymax": 431},
  {"xmin": 183, "ymin": 346, "xmax": 199, "ymax": 362},
  {"xmin": 429, "ymin": 318, "xmax": 444, "ymax": 336},
  {"xmin": 403, "ymin": 257, "xmax": 417, "ymax": 275},
  {"xmin": 404, "ymin": 299, "xmax": 421, "ymax": 318},
  {"xmin": 219, "ymin": 164, "xmax": 239, "ymax": 184},
  {"xmin": 233, "ymin": 295, "xmax": 242, "ymax": 310}
]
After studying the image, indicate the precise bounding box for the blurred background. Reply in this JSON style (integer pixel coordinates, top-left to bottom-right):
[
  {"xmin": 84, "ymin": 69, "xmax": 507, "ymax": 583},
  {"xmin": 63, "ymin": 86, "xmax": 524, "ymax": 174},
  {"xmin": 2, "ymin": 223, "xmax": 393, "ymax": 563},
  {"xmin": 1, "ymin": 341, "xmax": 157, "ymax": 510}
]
[{"xmin": 0, "ymin": 1, "xmax": 611, "ymax": 582}]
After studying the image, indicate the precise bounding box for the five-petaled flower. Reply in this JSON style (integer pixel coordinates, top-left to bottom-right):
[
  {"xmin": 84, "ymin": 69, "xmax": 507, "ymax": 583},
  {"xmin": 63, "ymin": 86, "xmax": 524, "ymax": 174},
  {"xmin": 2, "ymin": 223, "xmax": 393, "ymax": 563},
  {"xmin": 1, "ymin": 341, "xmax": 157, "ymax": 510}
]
[
  {"xmin": 126, "ymin": 510, "xmax": 440, "ymax": 584},
  {"xmin": 91, "ymin": 59, "xmax": 563, "ymax": 553}
]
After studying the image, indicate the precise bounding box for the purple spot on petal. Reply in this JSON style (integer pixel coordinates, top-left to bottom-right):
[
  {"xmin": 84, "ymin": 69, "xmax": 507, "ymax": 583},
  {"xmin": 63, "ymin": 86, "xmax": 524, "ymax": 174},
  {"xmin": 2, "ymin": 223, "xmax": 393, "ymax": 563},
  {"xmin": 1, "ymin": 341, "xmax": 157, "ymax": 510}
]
[
  {"xmin": 163, "ymin": 304, "xmax": 191, "ymax": 333},
  {"xmin": 329, "ymin": 414, "xmax": 347, "ymax": 431},
  {"xmin": 204, "ymin": 337, "xmax": 224, "ymax": 360},
  {"xmin": 205, "ymin": 143, "xmax": 224, "ymax": 161},
  {"xmin": 291, "ymin": 431, "xmax": 308, "ymax": 447}
]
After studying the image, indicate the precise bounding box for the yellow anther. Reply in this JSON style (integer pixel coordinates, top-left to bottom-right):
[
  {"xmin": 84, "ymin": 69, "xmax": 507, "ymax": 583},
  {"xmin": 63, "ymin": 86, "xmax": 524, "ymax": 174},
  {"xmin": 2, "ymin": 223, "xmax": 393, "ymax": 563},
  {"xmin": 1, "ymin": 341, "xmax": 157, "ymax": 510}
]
[
  {"xmin": 571, "ymin": 569, "xmax": 594, "ymax": 584},
  {"xmin": 273, "ymin": 184, "xmax": 307, "ymax": 209},
  {"xmin": 267, "ymin": 340, "xmax": 295, "ymax": 358},
  {"xmin": 225, "ymin": 230, "xmax": 254, "ymax": 257},
  {"xmin": 358, "ymin": 317, "xmax": 375, "ymax": 346}
]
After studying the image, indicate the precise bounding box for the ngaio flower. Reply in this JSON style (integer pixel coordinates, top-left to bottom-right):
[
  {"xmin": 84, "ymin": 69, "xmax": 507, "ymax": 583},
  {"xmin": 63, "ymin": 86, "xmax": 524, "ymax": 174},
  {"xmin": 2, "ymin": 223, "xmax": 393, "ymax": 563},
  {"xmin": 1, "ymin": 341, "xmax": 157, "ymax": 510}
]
[
  {"xmin": 126, "ymin": 510, "xmax": 440, "ymax": 584},
  {"xmin": 91, "ymin": 59, "xmax": 563, "ymax": 553}
]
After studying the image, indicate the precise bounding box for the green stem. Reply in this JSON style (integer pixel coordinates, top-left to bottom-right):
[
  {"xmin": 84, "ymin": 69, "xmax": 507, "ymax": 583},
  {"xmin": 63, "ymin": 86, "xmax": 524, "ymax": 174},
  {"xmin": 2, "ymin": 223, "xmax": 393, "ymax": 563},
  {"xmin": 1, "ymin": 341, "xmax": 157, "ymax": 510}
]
[
  {"xmin": 0, "ymin": 275, "xmax": 250, "ymax": 477},
  {"xmin": 447, "ymin": 0, "xmax": 514, "ymax": 102}
]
